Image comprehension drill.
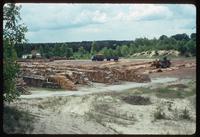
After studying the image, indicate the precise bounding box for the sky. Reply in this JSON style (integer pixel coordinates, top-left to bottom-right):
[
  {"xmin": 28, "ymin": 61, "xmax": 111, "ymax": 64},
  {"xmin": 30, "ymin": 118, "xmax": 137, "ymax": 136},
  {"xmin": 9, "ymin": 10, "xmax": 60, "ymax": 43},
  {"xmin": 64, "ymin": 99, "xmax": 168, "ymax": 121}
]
[{"xmin": 18, "ymin": 3, "xmax": 196, "ymax": 43}]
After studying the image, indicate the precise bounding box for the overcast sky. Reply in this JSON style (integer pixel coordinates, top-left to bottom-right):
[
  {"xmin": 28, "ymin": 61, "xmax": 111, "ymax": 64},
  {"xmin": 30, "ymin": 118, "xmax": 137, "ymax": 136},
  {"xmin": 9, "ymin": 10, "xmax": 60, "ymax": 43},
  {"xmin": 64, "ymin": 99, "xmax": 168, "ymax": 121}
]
[{"xmin": 19, "ymin": 3, "xmax": 196, "ymax": 43}]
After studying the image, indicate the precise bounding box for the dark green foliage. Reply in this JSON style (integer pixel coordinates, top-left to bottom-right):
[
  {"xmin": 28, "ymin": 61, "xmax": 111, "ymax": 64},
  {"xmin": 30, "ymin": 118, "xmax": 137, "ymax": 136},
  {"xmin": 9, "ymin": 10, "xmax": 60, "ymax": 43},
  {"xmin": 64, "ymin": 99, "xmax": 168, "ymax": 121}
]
[
  {"xmin": 91, "ymin": 41, "xmax": 98, "ymax": 54},
  {"xmin": 190, "ymin": 33, "xmax": 196, "ymax": 40},
  {"xmin": 65, "ymin": 47, "xmax": 73, "ymax": 58},
  {"xmin": 3, "ymin": 106, "xmax": 35, "ymax": 133},
  {"xmin": 121, "ymin": 95, "xmax": 151, "ymax": 105},
  {"xmin": 121, "ymin": 45, "xmax": 129, "ymax": 56},
  {"xmin": 15, "ymin": 32, "xmax": 196, "ymax": 59},
  {"xmin": 171, "ymin": 33, "xmax": 190, "ymax": 41},
  {"xmin": 159, "ymin": 35, "xmax": 168, "ymax": 40},
  {"xmin": 3, "ymin": 40, "xmax": 20, "ymax": 102},
  {"xmin": 3, "ymin": 3, "xmax": 28, "ymax": 102},
  {"xmin": 3, "ymin": 3, "xmax": 28, "ymax": 44},
  {"xmin": 185, "ymin": 40, "xmax": 196, "ymax": 56},
  {"xmin": 78, "ymin": 46, "xmax": 86, "ymax": 55}
]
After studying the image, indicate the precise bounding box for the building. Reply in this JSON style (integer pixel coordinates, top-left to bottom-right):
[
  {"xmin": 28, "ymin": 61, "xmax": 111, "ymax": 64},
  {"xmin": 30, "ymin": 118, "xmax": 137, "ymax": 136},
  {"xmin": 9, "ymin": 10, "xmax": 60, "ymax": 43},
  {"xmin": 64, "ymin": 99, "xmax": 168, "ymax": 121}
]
[
  {"xmin": 22, "ymin": 50, "xmax": 41, "ymax": 59},
  {"xmin": 22, "ymin": 54, "xmax": 32, "ymax": 59}
]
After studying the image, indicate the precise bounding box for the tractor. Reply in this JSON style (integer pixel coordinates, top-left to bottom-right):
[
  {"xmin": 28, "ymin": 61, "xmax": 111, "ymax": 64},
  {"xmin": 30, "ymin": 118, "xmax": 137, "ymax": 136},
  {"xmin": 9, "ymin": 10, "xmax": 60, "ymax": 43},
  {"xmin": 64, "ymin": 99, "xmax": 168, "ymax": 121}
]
[{"xmin": 152, "ymin": 56, "xmax": 171, "ymax": 68}]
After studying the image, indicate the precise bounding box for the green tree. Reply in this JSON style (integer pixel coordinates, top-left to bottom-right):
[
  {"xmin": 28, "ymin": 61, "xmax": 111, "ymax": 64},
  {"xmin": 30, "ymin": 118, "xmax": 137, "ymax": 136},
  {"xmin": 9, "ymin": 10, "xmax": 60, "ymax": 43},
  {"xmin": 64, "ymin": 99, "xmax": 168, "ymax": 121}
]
[
  {"xmin": 159, "ymin": 35, "xmax": 168, "ymax": 40},
  {"xmin": 129, "ymin": 43, "xmax": 136, "ymax": 55},
  {"xmin": 3, "ymin": 3, "xmax": 28, "ymax": 102},
  {"xmin": 100, "ymin": 47, "xmax": 109, "ymax": 57},
  {"xmin": 112, "ymin": 50, "xmax": 118, "ymax": 57},
  {"xmin": 171, "ymin": 33, "xmax": 190, "ymax": 41},
  {"xmin": 116, "ymin": 45, "xmax": 122, "ymax": 56},
  {"xmin": 91, "ymin": 41, "xmax": 97, "ymax": 54},
  {"xmin": 66, "ymin": 47, "xmax": 73, "ymax": 58},
  {"xmin": 107, "ymin": 48, "xmax": 114, "ymax": 57},
  {"xmin": 177, "ymin": 41, "xmax": 188, "ymax": 56},
  {"xmin": 121, "ymin": 45, "xmax": 129, "ymax": 57},
  {"xmin": 78, "ymin": 46, "xmax": 86, "ymax": 57},
  {"xmin": 185, "ymin": 40, "xmax": 196, "ymax": 56},
  {"xmin": 3, "ymin": 3, "xmax": 28, "ymax": 44},
  {"xmin": 54, "ymin": 45, "xmax": 62, "ymax": 56},
  {"xmin": 190, "ymin": 33, "xmax": 196, "ymax": 40},
  {"xmin": 39, "ymin": 45, "xmax": 44, "ymax": 57},
  {"xmin": 60, "ymin": 44, "xmax": 67, "ymax": 57}
]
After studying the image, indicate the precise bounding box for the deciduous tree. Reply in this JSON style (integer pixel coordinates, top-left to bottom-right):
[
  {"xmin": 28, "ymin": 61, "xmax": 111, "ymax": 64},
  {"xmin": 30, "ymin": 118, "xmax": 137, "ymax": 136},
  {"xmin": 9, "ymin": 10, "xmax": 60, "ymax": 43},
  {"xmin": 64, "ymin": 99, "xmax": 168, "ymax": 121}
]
[{"xmin": 3, "ymin": 3, "xmax": 28, "ymax": 102}]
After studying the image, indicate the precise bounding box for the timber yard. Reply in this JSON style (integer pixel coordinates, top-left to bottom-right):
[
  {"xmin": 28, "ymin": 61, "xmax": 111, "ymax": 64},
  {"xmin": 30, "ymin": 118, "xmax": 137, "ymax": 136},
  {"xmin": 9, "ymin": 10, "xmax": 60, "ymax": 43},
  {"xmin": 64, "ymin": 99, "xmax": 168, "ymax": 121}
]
[{"xmin": 4, "ymin": 57, "xmax": 196, "ymax": 134}]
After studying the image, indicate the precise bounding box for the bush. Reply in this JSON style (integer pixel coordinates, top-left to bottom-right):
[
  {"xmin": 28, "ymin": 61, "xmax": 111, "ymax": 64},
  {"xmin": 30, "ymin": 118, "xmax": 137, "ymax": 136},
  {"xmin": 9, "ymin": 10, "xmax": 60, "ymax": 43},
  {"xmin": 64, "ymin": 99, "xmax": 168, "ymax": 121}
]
[
  {"xmin": 180, "ymin": 107, "xmax": 191, "ymax": 120},
  {"xmin": 3, "ymin": 106, "xmax": 35, "ymax": 133},
  {"xmin": 121, "ymin": 95, "xmax": 151, "ymax": 105},
  {"xmin": 154, "ymin": 106, "xmax": 166, "ymax": 120}
]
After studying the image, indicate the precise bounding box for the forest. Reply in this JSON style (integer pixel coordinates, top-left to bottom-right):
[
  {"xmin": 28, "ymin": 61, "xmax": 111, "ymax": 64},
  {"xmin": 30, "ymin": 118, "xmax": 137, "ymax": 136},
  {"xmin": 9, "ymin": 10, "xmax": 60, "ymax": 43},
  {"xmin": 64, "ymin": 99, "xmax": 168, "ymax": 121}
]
[{"xmin": 15, "ymin": 33, "xmax": 196, "ymax": 59}]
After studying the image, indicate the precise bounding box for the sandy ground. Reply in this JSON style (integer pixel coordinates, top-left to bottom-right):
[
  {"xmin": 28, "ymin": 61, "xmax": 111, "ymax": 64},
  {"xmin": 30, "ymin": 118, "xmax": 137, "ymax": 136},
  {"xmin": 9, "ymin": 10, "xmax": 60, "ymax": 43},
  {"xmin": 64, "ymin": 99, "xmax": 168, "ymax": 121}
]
[
  {"xmin": 4, "ymin": 59, "xmax": 196, "ymax": 134},
  {"xmin": 6, "ymin": 91, "xmax": 196, "ymax": 134}
]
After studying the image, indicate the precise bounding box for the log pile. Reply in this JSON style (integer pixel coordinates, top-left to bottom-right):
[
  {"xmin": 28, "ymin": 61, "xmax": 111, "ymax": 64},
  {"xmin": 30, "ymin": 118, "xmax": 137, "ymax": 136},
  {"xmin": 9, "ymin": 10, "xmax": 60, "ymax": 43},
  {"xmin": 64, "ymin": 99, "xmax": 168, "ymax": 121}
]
[
  {"xmin": 17, "ymin": 60, "xmax": 154, "ymax": 90},
  {"xmin": 48, "ymin": 75, "xmax": 76, "ymax": 90},
  {"xmin": 16, "ymin": 78, "xmax": 31, "ymax": 95}
]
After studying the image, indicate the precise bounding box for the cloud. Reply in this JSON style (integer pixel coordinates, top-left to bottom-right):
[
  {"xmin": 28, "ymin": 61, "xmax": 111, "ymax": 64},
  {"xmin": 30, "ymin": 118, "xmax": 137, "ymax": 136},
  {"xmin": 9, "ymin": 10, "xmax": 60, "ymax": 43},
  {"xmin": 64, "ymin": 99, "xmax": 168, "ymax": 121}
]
[
  {"xmin": 166, "ymin": 4, "xmax": 196, "ymax": 19},
  {"xmin": 128, "ymin": 4, "xmax": 173, "ymax": 21},
  {"xmin": 20, "ymin": 4, "xmax": 108, "ymax": 31},
  {"xmin": 18, "ymin": 4, "xmax": 196, "ymax": 43},
  {"xmin": 112, "ymin": 4, "xmax": 173, "ymax": 22}
]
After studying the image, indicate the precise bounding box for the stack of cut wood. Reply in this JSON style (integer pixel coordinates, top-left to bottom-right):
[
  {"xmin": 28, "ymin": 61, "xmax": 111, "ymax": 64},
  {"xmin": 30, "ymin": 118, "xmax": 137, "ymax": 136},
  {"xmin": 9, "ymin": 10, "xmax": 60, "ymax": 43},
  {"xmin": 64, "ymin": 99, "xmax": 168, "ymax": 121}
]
[
  {"xmin": 16, "ymin": 78, "xmax": 31, "ymax": 95},
  {"xmin": 48, "ymin": 75, "xmax": 77, "ymax": 90}
]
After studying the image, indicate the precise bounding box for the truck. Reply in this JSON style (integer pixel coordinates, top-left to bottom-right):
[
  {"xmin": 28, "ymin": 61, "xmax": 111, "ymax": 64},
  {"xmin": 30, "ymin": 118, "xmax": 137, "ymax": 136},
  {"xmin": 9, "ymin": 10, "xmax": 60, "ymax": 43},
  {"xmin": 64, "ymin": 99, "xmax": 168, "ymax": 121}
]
[
  {"xmin": 91, "ymin": 54, "xmax": 105, "ymax": 61},
  {"xmin": 91, "ymin": 54, "xmax": 119, "ymax": 61}
]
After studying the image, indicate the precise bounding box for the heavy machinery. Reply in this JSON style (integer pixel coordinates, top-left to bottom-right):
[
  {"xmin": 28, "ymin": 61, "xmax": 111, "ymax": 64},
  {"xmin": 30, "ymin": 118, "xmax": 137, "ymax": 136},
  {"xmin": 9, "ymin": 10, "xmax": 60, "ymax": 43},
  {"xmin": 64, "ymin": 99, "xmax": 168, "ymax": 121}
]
[
  {"xmin": 91, "ymin": 54, "xmax": 119, "ymax": 61},
  {"xmin": 91, "ymin": 54, "xmax": 105, "ymax": 61},
  {"xmin": 106, "ymin": 56, "xmax": 119, "ymax": 61},
  {"xmin": 152, "ymin": 56, "xmax": 171, "ymax": 68}
]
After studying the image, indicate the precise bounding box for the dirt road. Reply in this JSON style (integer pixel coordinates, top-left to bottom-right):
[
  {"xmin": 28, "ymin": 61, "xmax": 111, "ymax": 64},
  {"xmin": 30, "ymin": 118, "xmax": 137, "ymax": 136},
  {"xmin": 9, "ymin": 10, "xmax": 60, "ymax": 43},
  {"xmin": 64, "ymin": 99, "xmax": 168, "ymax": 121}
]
[{"xmin": 19, "ymin": 77, "xmax": 178, "ymax": 99}]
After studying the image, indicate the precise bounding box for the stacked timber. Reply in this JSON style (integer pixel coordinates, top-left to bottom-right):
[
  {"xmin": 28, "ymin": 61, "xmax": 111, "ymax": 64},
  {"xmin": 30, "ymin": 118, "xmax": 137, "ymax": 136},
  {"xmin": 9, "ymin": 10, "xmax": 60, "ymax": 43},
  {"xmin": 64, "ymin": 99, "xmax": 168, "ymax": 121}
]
[
  {"xmin": 17, "ymin": 60, "xmax": 154, "ymax": 91},
  {"xmin": 48, "ymin": 75, "xmax": 76, "ymax": 90}
]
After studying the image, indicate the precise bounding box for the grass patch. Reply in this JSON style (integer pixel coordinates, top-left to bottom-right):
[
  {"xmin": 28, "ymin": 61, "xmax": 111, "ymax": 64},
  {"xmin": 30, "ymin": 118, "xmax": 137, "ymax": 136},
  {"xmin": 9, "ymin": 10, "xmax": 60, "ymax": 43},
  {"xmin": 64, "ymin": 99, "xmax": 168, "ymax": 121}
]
[
  {"xmin": 3, "ymin": 106, "xmax": 35, "ymax": 134},
  {"xmin": 37, "ymin": 96, "xmax": 69, "ymax": 109},
  {"xmin": 167, "ymin": 84, "xmax": 188, "ymax": 89},
  {"xmin": 155, "ymin": 87, "xmax": 194, "ymax": 98},
  {"xmin": 121, "ymin": 95, "xmax": 152, "ymax": 105},
  {"xmin": 119, "ymin": 81, "xmax": 195, "ymax": 99},
  {"xmin": 155, "ymin": 88, "xmax": 184, "ymax": 98},
  {"xmin": 134, "ymin": 85, "xmax": 195, "ymax": 99}
]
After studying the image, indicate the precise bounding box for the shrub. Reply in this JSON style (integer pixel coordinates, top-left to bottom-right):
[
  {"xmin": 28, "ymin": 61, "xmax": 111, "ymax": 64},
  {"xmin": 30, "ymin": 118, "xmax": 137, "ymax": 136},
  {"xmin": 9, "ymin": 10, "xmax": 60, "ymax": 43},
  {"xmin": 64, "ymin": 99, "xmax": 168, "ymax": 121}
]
[
  {"xmin": 154, "ymin": 106, "xmax": 166, "ymax": 120},
  {"xmin": 180, "ymin": 107, "xmax": 191, "ymax": 120},
  {"xmin": 122, "ymin": 95, "xmax": 152, "ymax": 105},
  {"xmin": 3, "ymin": 106, "xmax": 35, "ymax": 133}
]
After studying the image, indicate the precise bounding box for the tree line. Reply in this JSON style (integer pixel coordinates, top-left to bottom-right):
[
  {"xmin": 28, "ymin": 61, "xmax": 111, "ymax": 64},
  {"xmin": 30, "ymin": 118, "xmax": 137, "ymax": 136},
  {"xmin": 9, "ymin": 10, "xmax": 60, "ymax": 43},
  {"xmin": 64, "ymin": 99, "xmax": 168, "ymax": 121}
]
[{"xmin": 15, "ymin": 33, "xmax": 196, "ymax": 59}]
